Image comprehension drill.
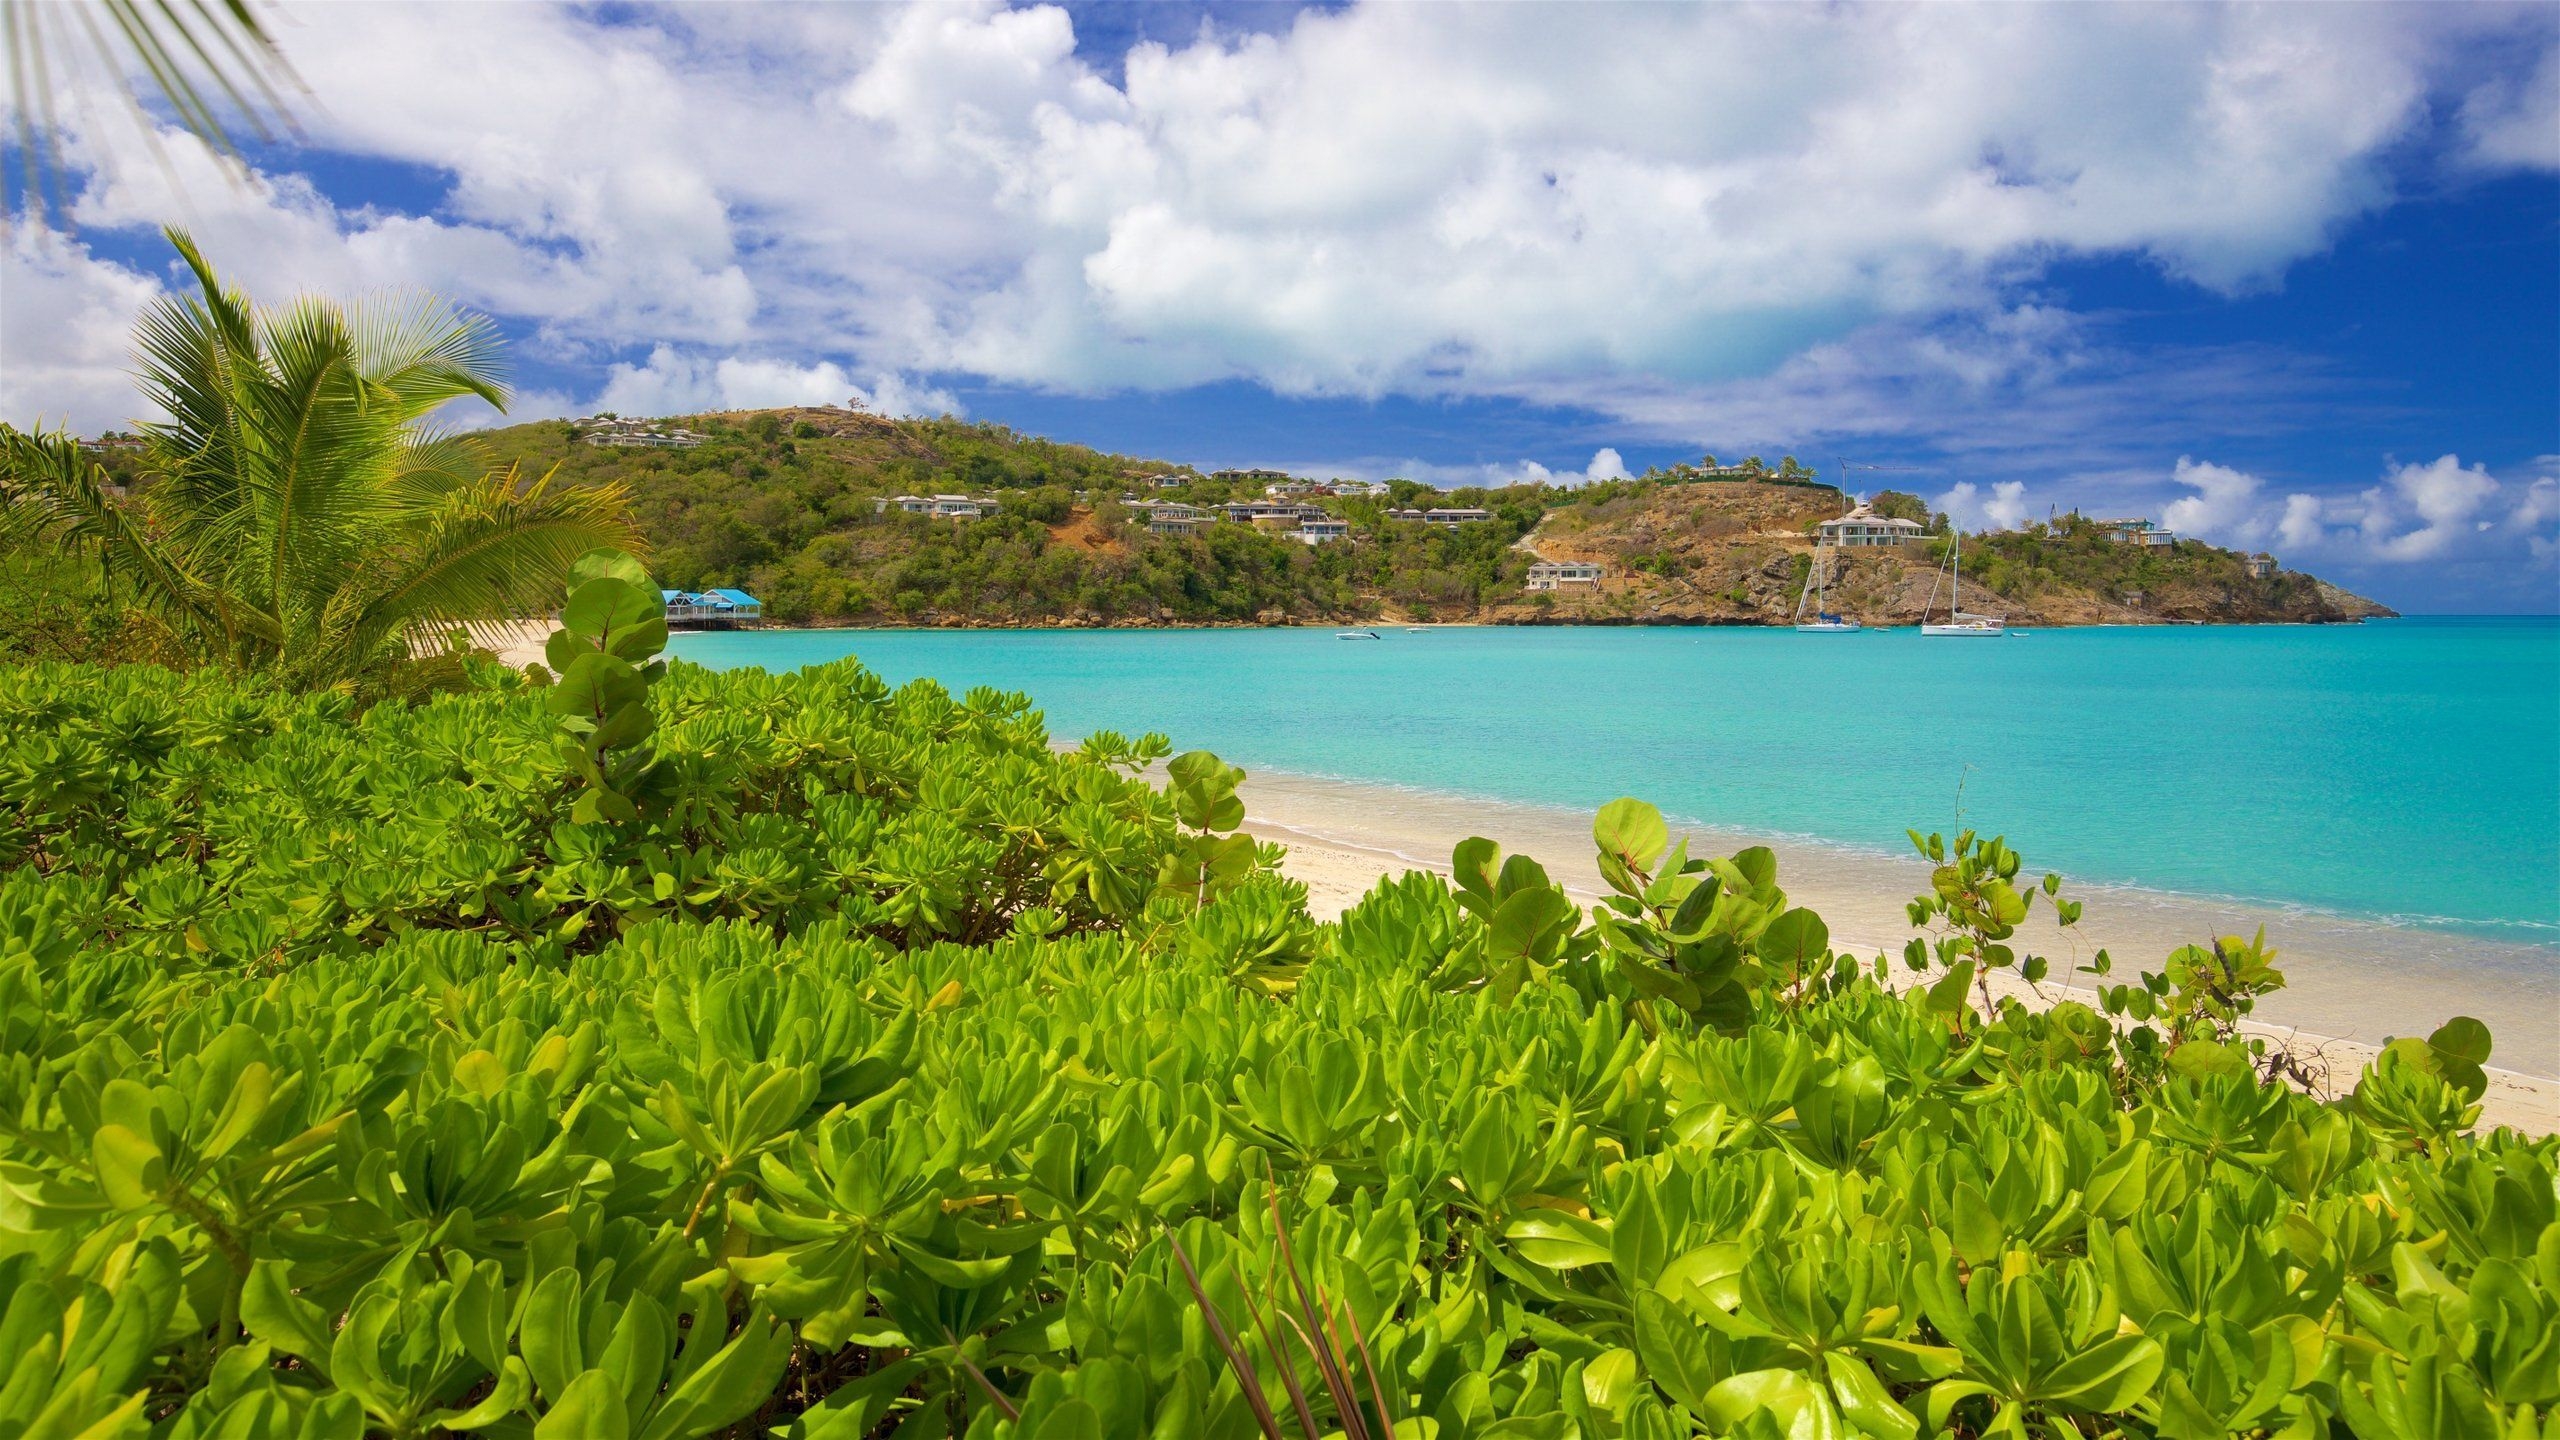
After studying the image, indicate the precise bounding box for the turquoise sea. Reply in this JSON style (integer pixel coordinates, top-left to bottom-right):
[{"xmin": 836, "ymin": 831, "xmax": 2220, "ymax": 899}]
[{"xmin": 673, "ymin": 618, "xmax": 2560, "ymax": 946}]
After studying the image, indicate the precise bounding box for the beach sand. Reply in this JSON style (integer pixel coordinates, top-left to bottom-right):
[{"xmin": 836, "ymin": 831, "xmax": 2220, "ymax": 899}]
[
  {"xmin": 481, "ymin": 618, "xmax": 554, "ymax": 670},
  {"xmin": 1238, "ymin": 769, "xmax": 2559, "ymax": 1137}
]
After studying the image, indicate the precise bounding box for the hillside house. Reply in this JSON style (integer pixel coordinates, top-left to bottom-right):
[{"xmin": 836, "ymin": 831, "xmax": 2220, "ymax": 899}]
[
  {"xmin": 1330, "ymin": 479, "xmax": 1391, "ymax": 498},
  {"xmin": 1526, "ymin": 560, "xmax": 1605, "ymax": 590},
  {"xmin": 2094, "ymin": 517, "xmax": 2177, "ymax": 549},
  {"xmin": 877, "ymin": 494, "xmax": 1002, "ymax": 518},
  {"xmin": 1294, "ymin": 518, "xmax": 1350, "ymax": 545},
  {"xmin": 581, "ymin": 416, "xmax": 704, "ymax": 450},
  {"xmin": 1127, "ymin": 500, "xmax": 1215, "ymax": 535},
  {"xmin": 77, "ymin": 435, "xmax": 143, "ymax": 453},
  {"xmin": 2247, "ymin": 553, "xmax": 2278, "ymax": 578},
  {"xmin": 1386, "ymin": 507, "xmax": 1492, "ymax": 527},
  {"xmin": 1817, "ymin": 505, "xmax": 1925, "ymax": 548},
  {"xmin": 1210, "ymin": 468, "xmax": 1293, "ymax": 486},
  {"xmin": 1223, "ymin": 501, "xmax": 1328, "ymax": 525}
]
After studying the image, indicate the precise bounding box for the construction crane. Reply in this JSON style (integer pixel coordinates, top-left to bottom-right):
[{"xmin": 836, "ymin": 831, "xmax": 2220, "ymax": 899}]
[{"xmin": 1833, "ymin": 459, "xmax": 1927, "ymax": 506}]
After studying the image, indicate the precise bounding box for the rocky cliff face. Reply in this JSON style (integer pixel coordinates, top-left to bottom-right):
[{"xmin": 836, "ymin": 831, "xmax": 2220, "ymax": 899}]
[{"xmin": 1483, "ymin": 482, "xmax": 2393, "ymax": 626}]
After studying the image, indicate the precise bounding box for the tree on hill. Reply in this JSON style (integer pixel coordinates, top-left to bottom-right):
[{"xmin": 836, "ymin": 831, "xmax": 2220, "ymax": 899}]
[{"xmin": 1869, "ymin": 489, "xmax": 1944, "ymax": 531}]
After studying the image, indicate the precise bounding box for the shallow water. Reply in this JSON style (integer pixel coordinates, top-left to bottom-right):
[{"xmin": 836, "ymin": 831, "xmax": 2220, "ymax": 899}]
[{"xmin": 675, "ymin": 617, "xmax": 2560, "ymax": 948}]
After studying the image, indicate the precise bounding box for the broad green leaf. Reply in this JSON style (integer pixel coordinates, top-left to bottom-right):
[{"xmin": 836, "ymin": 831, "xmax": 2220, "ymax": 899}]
[{"xmin": 1594, "ymin": 798, "xmax": 1669, "ymax": 874}]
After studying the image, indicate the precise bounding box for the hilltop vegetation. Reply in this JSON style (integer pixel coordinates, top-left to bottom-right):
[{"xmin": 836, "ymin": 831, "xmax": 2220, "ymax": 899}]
[
  {"xmin": 1512, "ymin": 484, "xmax": 2392, "ymax": 627},
  {"xmin": 470, "ymin": 409, "xmax": 2387, "ymax": 629}
]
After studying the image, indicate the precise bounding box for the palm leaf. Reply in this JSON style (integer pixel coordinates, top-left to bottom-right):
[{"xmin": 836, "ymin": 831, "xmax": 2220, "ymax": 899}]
[
  {"xmin": 0, "ymin": 425, "xmax": 235, "ymax": 646},
  {"xmin": 335, "ymin": 464, "xmax": 642, "ymax": 666},
  {"xmin": 4, "ymin": 1, "xmax": 302, "ymax": 233}
]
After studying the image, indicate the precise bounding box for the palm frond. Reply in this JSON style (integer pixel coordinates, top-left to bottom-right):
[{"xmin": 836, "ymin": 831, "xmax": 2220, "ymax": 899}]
[
  {"xmin": 352, "ymin": 288, "xmax": 510, "ymax": 418},
  {"xmin": 249, "ymin": 293, "xmax": 386, "ymax": 626},
  {"xmin": 3, "ymin": 0, "xmax": 303, "ymax": 233},
  {"xmin": 336, "ymin": 464, "xmax": 642, "ymax": 664},
  {"xmin": 133, "ymin": 228, "xmax": 267, "ymax": 547},
  {"xmin": 0, "ymin": 423, "xmax": 235, "ymax": 646},
  {"xmin": 381, "ymin": 430, "xmax": 498, "ymax": 513}
]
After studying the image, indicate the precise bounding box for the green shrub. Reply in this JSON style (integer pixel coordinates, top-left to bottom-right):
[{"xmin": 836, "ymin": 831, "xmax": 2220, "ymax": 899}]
[{"xmin": 0, "ymin": 640, "xmax": 2550, "ymax": 1437}]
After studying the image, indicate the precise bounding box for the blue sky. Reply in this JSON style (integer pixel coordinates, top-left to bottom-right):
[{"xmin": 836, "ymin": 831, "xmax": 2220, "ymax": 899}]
[{"xmin": 4, "ymin": 1, "xmax": 2555, "ymax": 609}]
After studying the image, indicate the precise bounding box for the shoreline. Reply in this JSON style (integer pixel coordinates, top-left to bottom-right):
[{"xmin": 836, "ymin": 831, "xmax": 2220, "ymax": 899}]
[
  {"xmin": 641, "ymin": 613, "xmax": 2402, "ymax": 635},
  {"xmin": 1238, "ymin": 768, "xmax": 2557, "ymax": 1136}
]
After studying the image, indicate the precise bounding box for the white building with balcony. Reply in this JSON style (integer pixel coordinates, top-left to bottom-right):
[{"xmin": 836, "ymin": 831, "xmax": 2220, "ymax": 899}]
[{"xmin": 1817, "ymin": 505, "xmax": 1925, "ymax": 548}]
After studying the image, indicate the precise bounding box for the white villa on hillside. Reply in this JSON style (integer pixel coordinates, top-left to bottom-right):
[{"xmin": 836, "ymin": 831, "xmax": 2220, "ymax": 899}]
[
  {"xmin": 1526, "ymin": 560, "xmax": 1605, "ymax": 590},
  {"xmin": 1386, "ymin": 507, "xmax": 1492, "ymax": 527},
  {"xmin": 577, "ymin": 416, "xmax": 705, "ymax": 449},
  {"xmin": 1224, "ymin": 500, "xmax": 1328, "ymax": 525},
  {"xmin": 1818, "ymin": 504, "xmax": 1925, "ymax": 548},
  {"xmin": 1295, "ymin": 518, "xmax": 1350, "ymax": 545},
  {"xmin": 1126, "ymin": 500, "xmax": 1215, "ymax": 535},
  {"xmin": 2247, "ymin": 553, "xmax": 2278, "ymax": 578},
  {"xmin": 876, "ymin": 493, "xmax": 1002, "ymax": 518},
  {"xmin": 1330, "ymin": 479, "xmax": 1391, "ymax": 498}
]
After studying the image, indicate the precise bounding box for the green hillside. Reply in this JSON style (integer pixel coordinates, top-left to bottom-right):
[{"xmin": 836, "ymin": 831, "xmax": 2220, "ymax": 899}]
[
  {"xmin": 469, "ymin": 408, "xmax": 2389, "ymax": 628},
  {"xmin": 472, "ymin": 407, "xmax": 1556, "ymax": 624}
]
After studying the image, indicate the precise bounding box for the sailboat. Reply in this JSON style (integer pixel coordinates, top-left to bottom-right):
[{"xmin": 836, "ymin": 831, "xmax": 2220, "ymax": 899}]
[
  {"xmin": 1793, "ymin": 525, "xmax": 1861, "ymax": 633},
  {"xmin": 1920, "ymin": 525, "xmax": 2005, "ymax": 637}
]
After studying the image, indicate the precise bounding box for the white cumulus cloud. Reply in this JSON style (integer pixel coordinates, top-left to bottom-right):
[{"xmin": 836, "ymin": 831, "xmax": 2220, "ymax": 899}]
[
  {"xmin": 1939, "ymin": 479, "xmax": 2033, "ymax": 532},
  {"xmin": 594, "ymin": 347, "xmax": 960, "ymax": 419},
  {"xmin": 4, "ymin": 0, "xmax": 2553, "ymax": 436},
  {"xmin": 2152, "ymin": 452, "xmax": 2554, "ymax": 567}
]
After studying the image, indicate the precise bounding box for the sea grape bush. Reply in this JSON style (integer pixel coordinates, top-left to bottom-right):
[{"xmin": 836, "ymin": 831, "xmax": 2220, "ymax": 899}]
[{"xmin": 3, "ymin": 648, "xmax": 2555, "ymax": 1438}]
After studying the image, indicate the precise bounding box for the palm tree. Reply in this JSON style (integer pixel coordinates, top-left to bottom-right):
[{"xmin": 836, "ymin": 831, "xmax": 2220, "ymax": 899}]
[{"xmin": 0, "ymin": 228, "xmax": 641, "ymax": 692}]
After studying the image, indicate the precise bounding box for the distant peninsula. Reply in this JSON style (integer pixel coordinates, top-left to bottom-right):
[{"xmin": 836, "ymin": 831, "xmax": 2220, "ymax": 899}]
[{"xmin": 459, "ymin": 406, "xmax": 2391, "ymax": 629}]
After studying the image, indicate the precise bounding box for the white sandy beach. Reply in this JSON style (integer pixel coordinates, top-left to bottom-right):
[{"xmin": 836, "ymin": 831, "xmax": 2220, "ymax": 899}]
[{"xmin": 1239, "ymin": 769, "xmax": 2559, "ymax": 1137}]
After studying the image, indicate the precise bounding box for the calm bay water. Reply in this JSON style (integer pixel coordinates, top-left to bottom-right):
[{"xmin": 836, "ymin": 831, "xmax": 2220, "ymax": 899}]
[{"xmin": 673, "ymin": 618, "xmax": 2560, "ymax": 946}]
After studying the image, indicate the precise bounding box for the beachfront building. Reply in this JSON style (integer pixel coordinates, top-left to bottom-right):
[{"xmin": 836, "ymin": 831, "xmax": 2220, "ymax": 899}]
[
  {"xmin": 1818, "ymin": 504, "xmax": 1926, "ymax": 548},
  {"xmin": 876, "ymin": 493, "xmax": 1003, "ymax": 518},
  {"xmin": 662, "ymin": 588, "xmax": 763, "ymax": 629},
  {"xmin": 1526, "ymin": 560, "xmax": 1605, "ymax": 590},
  {"xmin": 1127, "ymin": 500, "xmax": 1215, "ymax": 535},
  {"xmin": 2247, "ymin": 553, "xmax": 2278, "ymax": 578},
  {"xmin": 2093, "ymin": 517, "xmax": 2177, "ymax": 549},
  {"xmin": 1386, "ymin": 507, "xmax": 1492, "ymax": 527},
  {"xmin": 1295, "ymin": 518, "xmax": 1350, "ymax": 545}
]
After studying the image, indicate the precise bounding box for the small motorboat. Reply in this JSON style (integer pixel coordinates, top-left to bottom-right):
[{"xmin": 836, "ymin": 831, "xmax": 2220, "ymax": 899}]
[{"xmin": 1335, "ymin": 630, "xmax": 1382, "ymax": 640}]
